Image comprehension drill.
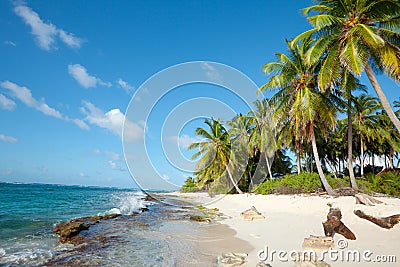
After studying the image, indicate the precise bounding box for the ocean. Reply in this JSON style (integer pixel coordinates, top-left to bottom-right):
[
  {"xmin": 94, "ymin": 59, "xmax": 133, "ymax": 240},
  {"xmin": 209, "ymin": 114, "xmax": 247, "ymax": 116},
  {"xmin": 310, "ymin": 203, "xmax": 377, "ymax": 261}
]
[{"xmin": 0, "ymin": 182, "xmax": 218, "ymax": 266}]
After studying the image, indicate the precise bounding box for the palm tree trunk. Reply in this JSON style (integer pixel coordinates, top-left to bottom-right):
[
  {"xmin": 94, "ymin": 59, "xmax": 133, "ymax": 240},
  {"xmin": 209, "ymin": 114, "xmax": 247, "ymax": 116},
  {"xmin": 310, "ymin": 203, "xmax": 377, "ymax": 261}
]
[
  {"xmin": 372, "ymin": 154, "xmax": 375, "ymax": 174},
  {"xmin": 225, "ymin": 164, "xmax": 243, "ymax": 194},
  {"xmin": 305, "ymin": 152, "xmax": 310, "ymax": 172},
  {"xmin": 296, "ymin": 142, "xmax": 301, "ymax": 174},
  {"xmin": 264, "ymin": 152, "xmax": 273, "ymax": 180},
  {"xmin": 360, "ymin": 136, "xmax": 364, "ymax": 177},
  {"xmin": 311, "ymin": 131, "xmax": 335, "ymax": 196},
  {"xmin": 326, "ymin": 157, "xmax": 338, "ymax": 179},
  {"xmin": 389, "ymin": 147, "xmax": 394, "ymax": 169},
  {"xmin": 364, "ymin": 63, "xmax": 400, "ymax": 133},
  {"xmin": 347, "ymin": 96, "xmax": 358, "ymax": 190}
]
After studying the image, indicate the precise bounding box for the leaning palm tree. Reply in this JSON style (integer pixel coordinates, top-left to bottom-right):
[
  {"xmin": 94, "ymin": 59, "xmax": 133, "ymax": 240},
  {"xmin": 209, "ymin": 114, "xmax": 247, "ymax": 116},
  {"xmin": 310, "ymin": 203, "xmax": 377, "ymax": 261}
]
[
  {"xmin": 261, "ymin": 40, "xmax": 337, "ymax": 195},
  {"xmin": 189, "ymin": 119, "xmax": 243, "ymax": 194},
  {"xmin": 292, "ymin": 0, "xmax": 400, "ymax": 133}
]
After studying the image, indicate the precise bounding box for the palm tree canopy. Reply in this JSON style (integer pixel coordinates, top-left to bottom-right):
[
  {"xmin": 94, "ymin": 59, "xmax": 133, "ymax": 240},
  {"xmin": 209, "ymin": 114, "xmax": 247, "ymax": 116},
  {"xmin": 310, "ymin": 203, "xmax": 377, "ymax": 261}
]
[{"xmin": 292, "ymin": 0, "xmax": 400, "ymax": 89}]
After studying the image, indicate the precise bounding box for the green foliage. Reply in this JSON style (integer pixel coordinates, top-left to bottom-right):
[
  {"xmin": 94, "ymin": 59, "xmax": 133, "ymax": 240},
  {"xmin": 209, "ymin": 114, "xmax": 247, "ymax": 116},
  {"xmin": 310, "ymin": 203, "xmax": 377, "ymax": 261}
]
[
  {"xmin": 208, "ymin": 181, "xmax": 229, "ymax": 194},
  {"xmin": 180, "ymin": 177, "xmax": 200, "ymax": 193},
  {"xmin": 360, "ymin": 172, "xmax": 400, "ymax": 197},
  {"xmin": 254, "ymin": 172, "xmax": 355, "ymax": 195},
  {"xmin": 254, "ymin": 172, "xmax": 323, "ymax": 194}
]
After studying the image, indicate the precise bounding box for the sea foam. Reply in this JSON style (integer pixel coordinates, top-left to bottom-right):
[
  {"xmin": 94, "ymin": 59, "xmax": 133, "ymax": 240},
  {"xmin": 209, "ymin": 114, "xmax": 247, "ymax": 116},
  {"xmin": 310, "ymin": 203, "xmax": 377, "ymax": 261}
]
[{"xmin": 106, "ymin": 191, "xmax": 148, "ymax": 215}]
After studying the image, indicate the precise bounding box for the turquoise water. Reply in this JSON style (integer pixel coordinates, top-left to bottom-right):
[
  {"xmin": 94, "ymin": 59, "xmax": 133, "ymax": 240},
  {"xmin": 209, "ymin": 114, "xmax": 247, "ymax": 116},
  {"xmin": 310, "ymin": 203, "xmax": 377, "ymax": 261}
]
[{"xmin": 0, "ymin": 182, "xmax": 203, "ymax": 266}]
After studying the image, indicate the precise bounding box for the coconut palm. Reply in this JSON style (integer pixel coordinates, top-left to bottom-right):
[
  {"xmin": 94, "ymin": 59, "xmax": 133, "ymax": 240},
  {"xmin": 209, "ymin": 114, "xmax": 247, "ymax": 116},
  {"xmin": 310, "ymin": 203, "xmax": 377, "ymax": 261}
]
[
  {"xmin": 261, "ymin": 40, "xmax": 337, "ymax": 195},
  {"xmin": 189, "ymin": 118, "xmax": 243, "ymax": 194},
  {"xmin": 247, "ymin": 99, "xmax": 276, "ymax": 182},
  {"xmin": 292, "ymin": 0, "xmax": 400, "ymax": 133},
  {"xmin": 353, "ymin": 94, "xmax": 380, "ymax": 176},
  {"xmin": 227, "ymin": 114, "xmax": 253, "ymax": 189}
]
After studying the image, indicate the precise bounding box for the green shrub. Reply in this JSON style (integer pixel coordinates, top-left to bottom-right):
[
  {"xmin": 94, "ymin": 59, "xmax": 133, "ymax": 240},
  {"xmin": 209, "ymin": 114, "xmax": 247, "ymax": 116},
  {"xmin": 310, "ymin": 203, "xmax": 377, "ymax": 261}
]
[
  {"xmin": 360, "ymin": 172, "xmax": 400, "ymax": 197},
  {"xmin": 180, "ymin": 177, "xmax": 200, "ymax": 193},
  {"xmin": 254, "ymin": 172, "xmax": 324, "ymax": 194}
]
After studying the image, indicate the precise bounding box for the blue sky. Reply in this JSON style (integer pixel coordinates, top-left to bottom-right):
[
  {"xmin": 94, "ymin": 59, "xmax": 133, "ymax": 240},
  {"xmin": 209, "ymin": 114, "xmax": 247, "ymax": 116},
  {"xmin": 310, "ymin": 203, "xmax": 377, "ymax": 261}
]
[{"xmin": 0, "ymin": 1, "xmax": 399, "ymax": 189}]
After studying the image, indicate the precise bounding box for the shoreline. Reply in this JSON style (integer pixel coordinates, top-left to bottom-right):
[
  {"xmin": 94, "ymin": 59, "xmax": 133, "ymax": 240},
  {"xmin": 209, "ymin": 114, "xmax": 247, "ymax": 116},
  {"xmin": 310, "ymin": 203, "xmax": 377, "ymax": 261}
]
[{"xmin": 176, "ymin": 192, "xmax": 400, "ymax": 266}]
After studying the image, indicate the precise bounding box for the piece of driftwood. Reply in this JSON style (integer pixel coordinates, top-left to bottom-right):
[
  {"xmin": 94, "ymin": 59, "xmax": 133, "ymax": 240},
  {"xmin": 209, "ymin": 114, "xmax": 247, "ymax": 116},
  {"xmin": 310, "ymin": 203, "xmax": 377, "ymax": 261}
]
[
  {"xmin": 354, "ymin": 210, "xmax": 400, "ymax": 229},
  {"xmin": 322, "ymin": 206, "xmax": 356, "ymax": 240},
  {"xmin": 302, "ymin": 235, "xmax": 334, "ymax": 252},
  {"xmin": 355, "ymin": 193, "xmax": 384, "ymax": 206},
  {"xmin": 240, "ymin": 206, "xmax": 265, "ymax": 221}
]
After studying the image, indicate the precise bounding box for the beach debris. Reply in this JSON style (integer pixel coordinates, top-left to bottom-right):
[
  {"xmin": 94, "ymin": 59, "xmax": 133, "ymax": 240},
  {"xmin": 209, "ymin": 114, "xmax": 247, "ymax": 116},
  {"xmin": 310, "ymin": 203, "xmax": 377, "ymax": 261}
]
[
  {"xmin": 240, "ymin": 206, "xmax": 265, "ymax": 221},
  {"xmin": 53, "ymin": 214, "xmax": 121, "ymax": 243},
  {"xmin": 354, "ymin": 210, "xmax": 400, "ymax": 229},
  {"xmin": 354, "ymin": 193, "xmax": 384, "ymax": 206},
  {"xmin": 302, "ymin": 235, "xmax": 334, "ymax": 252},
  {"xmin": 322, "ymin": 206, "xmax": 356, "ymax": 240},
  {"xmin": 217, "ymin": 252, "xmax": 247, "ymax": 266}
]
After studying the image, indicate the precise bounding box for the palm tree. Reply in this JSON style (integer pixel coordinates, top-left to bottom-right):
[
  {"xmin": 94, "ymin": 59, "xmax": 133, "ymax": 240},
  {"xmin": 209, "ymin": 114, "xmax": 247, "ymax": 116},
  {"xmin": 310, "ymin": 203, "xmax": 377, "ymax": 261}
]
[
  {"xmin": 339, "ymin": 70, "xmax": 366, "ymax": 189},
  {"xmin": 292, "ymin": 0, "xmax": 400, "ymax": 133},
  {"xmin": 261, "ymin": 40, "xmax": 337, "ymax": 195},
  {"xmin": 227, "ymin": 114, "xmax": 253, "ymax": 189},
  {"xmin": 353, "ymin": 94, "xmax": 380, "ymax": 176},
  {"xmin": 189, "ymin": 119, "xmax": 243, "ymax": 194},
  {"xmin": 248, "ymin": 99, "xmax": 276, "ymax": 182}
]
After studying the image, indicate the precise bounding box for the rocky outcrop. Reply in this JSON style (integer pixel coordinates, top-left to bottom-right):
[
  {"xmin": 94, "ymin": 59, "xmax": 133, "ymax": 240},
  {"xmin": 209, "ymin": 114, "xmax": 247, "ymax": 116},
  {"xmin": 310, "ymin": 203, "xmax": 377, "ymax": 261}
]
[
  {"xmin": 53, "ymin": 214, "xmax": 121, "ymax": 243},
  {"xmin": 217, "ymin": 252, "xmax": 247, "ymax": 267},
  {"xmin": 240, "ymin": 206, "xmax": 265, "ymax": 221}
]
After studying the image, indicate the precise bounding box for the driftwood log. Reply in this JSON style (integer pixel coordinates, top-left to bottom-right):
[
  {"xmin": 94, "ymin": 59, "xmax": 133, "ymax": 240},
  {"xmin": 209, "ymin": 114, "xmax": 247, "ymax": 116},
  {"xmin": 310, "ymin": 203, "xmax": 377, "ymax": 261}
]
[
  {"xmin": 354, "ymin": 210, "xmax": 400, "ymax": 229},
  {"xmin": 355, "ymin": 193, "xmax": 384, "ymax": 206},
  {"xmin": 322, "ymin": 206, "xmax": 356, "ymax": 240}
]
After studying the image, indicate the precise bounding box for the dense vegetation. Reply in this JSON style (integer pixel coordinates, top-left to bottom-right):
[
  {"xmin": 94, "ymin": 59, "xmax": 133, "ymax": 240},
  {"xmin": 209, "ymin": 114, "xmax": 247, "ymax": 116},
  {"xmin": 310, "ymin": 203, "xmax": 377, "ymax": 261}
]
[{"xmin": 183, "ymin": 0, "xmax": 400, "ymax": 197}]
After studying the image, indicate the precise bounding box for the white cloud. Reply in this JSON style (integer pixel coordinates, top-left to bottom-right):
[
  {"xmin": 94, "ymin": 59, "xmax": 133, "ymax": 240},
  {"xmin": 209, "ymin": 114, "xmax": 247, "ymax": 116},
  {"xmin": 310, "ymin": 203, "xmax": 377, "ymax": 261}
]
[
  {"xmin": 0, "ymin": 81, "xmax": 88, "ymax": 129},
  {"xmin": 1, "ymin": 80, "xmax": 62, "ymax": 118},
  {"xmin": 13, "ymin": 3, "xmax": 83, "ymax": 50},
  {"xmin": 201, "ymin": 62, "xmax": 223, "ymax": 82},
  {"xmin": 69, "ymin": 118, "xmax": 90, "ymax": 130},
  {"xmin": 169, "ymin": 134, "xmax": 200, "ymax": 149},
  {"xmin": 105, "ymin": 151, "xmax": 121, "ymax": 161},
  {"xmin": 116, "ymin": 78, "xmax": 134, "ymax": 94},
  {"xmin": 58, "ymin": 30, "xmax": 82, "ymax": 48},
  {"xmin": 0, "ymin": 94, "xmax": 16, "ymax": 111},
  {"xmin": 162, "ymin": 174, "xmax": 170, "ymax": 181},
  {"xmin": 108, "ymin": 160, "xmax": 125, "ymax": 171},
  {"xmin": 79, "ymin": 172, "xmax": 89, "ymax": 177},
  {"xmin": 81, "ymin": 101, "xmax": 143, "ymax": 142},
  {"xmin": 68, "ymin": 64, "xmax": 111, "ymax": 88},
  {"xmin": 4, "ymin": 41, "xmax": 16, "ymax": 47},
  {"xmin": 0, "ymin": 134, "xmax": 18, "ymax": 143}
]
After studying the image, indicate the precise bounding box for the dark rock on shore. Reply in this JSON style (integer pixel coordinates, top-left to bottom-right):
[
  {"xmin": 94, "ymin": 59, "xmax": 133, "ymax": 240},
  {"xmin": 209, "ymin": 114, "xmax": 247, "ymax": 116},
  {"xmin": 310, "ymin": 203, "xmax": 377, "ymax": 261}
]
[{"xmin": 53, "ymin": 214, "xmax": 122, "ymax": 243}]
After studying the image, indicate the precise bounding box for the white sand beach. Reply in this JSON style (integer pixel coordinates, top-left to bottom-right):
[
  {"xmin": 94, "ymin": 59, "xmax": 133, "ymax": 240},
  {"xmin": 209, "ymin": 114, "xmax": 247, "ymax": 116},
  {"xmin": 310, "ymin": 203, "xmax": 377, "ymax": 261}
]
[{"xmin": 178, "ymin": 193, "xmax": 400, "ymax": 266}]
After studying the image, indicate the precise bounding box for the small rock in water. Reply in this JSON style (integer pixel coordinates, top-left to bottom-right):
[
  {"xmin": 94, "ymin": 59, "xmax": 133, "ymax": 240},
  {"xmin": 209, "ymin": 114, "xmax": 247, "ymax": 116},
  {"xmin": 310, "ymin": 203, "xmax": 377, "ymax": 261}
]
[
  {"xmin": 189, "ymin": 215, "xmax": 210, "ymax": 222},
  {"xmin": 240, "ymin": 206, "xmax": 265, "ymax": 221},
  {"xmin": 217, "ymin": 252, "xmax": 248, "ymax": 267}
]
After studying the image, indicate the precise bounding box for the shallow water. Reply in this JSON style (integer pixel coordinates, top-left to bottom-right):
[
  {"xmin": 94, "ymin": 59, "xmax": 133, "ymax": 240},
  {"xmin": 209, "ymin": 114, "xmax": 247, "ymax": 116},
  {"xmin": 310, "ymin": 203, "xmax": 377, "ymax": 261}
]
[{"xmin": 0, "ymin": 182, "xmax": 219, "ymax": 266}]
